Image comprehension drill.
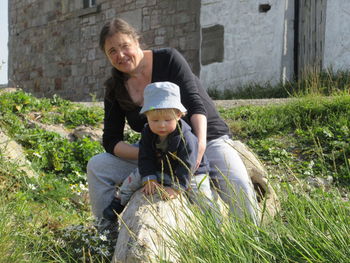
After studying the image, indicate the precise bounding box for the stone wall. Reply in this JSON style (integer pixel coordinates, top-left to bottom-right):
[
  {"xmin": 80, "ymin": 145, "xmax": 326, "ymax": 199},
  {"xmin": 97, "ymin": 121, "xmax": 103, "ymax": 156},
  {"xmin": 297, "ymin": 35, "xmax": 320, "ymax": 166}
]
[{"xmin": 8, "ymin": 0, "xmax": 201, "ymax": 101}]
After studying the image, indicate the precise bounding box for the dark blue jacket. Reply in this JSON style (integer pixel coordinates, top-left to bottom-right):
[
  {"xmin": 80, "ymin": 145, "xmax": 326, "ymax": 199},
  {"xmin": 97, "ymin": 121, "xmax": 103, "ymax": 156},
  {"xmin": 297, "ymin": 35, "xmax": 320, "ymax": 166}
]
[{"xmin": 139, "ymin": 119, "xmax": 209, "ymax": 191}]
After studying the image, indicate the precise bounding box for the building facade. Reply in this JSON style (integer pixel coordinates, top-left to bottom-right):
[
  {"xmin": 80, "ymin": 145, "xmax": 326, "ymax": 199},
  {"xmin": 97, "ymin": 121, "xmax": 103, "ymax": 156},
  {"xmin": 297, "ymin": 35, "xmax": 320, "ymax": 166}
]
[
  {"xmin": 8, "ymin": 0, "xmax": 201, "ymax": 100},
  {"xmin": 8, "ymin": 0, "xmax": 350, "ymax": 101}
]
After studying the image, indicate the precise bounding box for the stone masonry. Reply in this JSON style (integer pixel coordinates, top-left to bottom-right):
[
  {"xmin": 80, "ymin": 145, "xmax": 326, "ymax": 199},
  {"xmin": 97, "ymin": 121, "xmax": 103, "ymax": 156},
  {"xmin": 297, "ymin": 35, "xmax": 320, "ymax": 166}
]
[{"xmin": 8, "ymin": 0, "xmax": 201, "ymax": 101}]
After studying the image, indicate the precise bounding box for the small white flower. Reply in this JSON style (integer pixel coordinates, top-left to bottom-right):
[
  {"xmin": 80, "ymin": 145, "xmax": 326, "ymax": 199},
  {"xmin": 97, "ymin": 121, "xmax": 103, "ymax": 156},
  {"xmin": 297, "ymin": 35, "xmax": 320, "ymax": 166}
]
[
  {"xmin": 308, "ymin": 160, "xmax": 315, "ymax": 169},
  {"xmin": 28, "ymin": 183, "xmax": 37, "ymax": 190},
  {"xmin": 74, "ymin": 171, "xmax": 84, "ymax": 178},
  {"xmin": 55, "ymin": 238, "xmax": 66, "ymax": 247},
  {"xmin": 79, "ymin": 183, "xmax": 88, "ymax": 192},
  {"xmin": 33, "ymin": 152, "xmax": 42, "ymax": 158},
  {"xmin": 99, "ymin": 234, "xmax": 107, "ymax": 241},
  {"xmin": 304, "ymin": 170, "xmax": 312, "ymax": 176}
]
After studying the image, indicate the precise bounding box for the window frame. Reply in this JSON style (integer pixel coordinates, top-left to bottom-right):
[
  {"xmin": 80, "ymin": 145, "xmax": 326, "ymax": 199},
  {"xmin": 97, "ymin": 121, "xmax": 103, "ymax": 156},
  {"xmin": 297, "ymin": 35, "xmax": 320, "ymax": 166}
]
[{"xmin": 83, "ymin": 0, "xmax": 96, "ymax": 9}]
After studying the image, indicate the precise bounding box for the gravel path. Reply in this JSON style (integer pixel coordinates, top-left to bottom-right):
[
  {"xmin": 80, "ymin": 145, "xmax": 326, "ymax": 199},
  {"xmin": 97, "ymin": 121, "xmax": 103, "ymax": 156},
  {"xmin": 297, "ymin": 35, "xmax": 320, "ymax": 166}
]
[
  {"xmin": 1, "ymin": 87, "xmax": 295, "ymax": 109},
  {"xmin": 78, "ymin": 98, "xmax": 296, "ymax": 109}
]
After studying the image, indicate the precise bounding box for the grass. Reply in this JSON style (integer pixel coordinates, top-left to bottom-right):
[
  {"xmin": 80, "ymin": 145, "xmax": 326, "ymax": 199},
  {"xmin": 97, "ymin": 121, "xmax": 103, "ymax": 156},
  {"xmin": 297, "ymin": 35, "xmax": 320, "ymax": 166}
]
[
  {"xmin": 208, "ymin": 68, "xmax": 350, "ymax": 99},
  {"xmin": 163, "ymin": 186, "xmax": 349, "ymax": 262},
  {"xmin": 219, "ymin": 94, "xmax": 350, "ymax": 185},
  {"xmin": 0, "ymin": 71, "xmax": 349, "ymax": 262}
]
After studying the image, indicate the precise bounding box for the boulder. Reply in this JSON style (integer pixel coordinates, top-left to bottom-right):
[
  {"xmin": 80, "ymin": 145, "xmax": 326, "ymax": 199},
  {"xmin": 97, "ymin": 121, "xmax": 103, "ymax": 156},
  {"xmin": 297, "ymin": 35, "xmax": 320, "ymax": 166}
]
[
  {"xmin": 0, "ymin": 128, "xmax": 38, "ymax": 178},
  {"xmin": 112, "ymin": 190, "xmax": 193, "ymax": 263},
  {"xmin": 73, "ymin": 125, "xmax": 103, "ymax": 143}
]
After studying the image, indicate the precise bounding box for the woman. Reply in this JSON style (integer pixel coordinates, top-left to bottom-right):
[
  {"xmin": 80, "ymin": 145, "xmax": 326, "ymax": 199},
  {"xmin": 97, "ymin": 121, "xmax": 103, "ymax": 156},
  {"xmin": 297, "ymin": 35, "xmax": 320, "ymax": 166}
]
[{"xmin": 87, "ymin": 18, "xmax": 258, "ymax": 226}]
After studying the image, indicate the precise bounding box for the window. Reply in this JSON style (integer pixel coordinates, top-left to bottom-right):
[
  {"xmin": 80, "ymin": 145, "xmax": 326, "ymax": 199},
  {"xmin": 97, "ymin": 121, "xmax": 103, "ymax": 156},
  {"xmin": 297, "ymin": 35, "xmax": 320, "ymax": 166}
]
[
  {"xmin": 259, "ymin": 4, "xmax": 271, "ymax": 13},
  {"xmin": 78, "ymin": 0, "xmax": 99, "ymax": 17},
  {"xmin": 83, "ymin": 0, "xmax": 96, "ymax": 8},
  {"xmin": 201, "ymin": 24, "xmax": 224, "ymax": 66}
]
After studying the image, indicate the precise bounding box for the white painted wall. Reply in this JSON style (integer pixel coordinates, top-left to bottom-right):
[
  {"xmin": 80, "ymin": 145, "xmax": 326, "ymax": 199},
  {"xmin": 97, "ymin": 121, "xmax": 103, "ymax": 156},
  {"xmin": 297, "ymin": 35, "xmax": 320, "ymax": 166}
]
[
  {"xmin": 200, "ymin": 0, "xmax": 287, "ymax": 91},
  {"xmin": 323, "ymin": 1, "xmax": 350, "ymax": 71}
]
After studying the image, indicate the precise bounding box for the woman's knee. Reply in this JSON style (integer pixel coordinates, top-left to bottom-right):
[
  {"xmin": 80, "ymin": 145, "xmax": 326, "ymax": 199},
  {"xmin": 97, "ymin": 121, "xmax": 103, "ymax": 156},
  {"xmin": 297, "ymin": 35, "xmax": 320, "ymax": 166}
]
[{"xmin": 87, "ymin": 153, "xmax": 106, "ymax": 173}]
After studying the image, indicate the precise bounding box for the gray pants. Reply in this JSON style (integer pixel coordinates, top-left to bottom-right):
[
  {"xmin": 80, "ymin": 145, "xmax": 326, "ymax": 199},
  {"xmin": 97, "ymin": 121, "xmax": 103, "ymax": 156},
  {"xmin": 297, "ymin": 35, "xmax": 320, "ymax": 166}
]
[{"xmin": 87, "ymin": 135, "xmax": 258, "ymax": 224}]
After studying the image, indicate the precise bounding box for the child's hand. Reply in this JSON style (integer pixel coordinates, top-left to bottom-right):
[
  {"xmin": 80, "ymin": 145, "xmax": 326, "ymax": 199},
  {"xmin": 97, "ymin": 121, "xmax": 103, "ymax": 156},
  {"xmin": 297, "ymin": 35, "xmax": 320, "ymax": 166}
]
[
  {"xmin": 161, "ymin": 187, "xmax": 179, "ymax": 200},
  {"xmin": 142, "ymin": 180, "xmax": 161, "ymax": 195}
]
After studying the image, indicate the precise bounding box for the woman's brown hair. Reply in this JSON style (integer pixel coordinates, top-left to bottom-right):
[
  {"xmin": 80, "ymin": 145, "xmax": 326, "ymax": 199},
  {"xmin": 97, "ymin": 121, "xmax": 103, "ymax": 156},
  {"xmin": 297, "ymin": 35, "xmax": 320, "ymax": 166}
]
[{"xmin": 99, "ymin": 18, "xmax": 141, "ymax": 52}]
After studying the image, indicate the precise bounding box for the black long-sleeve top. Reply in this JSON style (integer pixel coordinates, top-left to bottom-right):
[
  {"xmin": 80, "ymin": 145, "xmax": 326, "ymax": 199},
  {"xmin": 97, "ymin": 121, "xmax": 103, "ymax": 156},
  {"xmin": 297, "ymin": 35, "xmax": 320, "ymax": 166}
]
[
  {"xmin": 139, "ymin": 119, "xmax": 209, "ymax": 190},
  {"xmin": 102, "ymin": 48, "xmax": 231, "ymax": 154}
]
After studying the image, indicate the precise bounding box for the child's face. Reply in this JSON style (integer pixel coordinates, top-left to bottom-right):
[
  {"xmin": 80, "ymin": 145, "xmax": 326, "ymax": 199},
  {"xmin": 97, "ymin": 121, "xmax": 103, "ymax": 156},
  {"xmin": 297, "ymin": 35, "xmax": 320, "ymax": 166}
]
[{"xmin": 146, "ymin": 111, "xmax": 181, "ymax": 140}]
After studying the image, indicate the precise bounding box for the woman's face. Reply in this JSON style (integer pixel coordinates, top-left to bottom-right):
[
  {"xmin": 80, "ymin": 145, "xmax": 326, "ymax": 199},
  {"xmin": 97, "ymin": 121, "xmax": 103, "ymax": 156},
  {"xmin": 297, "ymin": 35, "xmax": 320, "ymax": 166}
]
[{"xmin": 104, "ymin": 33, "xmax": 142, "ymax": 74}]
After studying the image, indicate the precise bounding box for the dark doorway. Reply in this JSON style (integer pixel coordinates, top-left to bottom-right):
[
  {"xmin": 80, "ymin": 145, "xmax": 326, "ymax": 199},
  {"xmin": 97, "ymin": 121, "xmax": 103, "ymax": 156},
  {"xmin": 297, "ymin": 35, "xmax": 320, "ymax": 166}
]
[{"xmin": 295, "ymin": 0, "xmax": 327, "ymax": 80}]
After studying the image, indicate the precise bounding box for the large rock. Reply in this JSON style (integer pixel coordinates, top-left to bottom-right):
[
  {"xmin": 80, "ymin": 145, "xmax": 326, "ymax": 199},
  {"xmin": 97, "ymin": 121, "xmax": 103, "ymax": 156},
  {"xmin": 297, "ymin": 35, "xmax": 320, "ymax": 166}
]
[
  {"xmin": 112, "ymin": 190, "xmax": 193, "ymax": 263},
  {"xmin": 0, "ymin": 128, "xmax": 38, "ymax": 178},
  {"xmin": 227, "ymin": 140, "xmax": 280, "ymax": 223},
  {"xmin": 73, "ymin": 125, "xmax": 103, "ymax": 143}
]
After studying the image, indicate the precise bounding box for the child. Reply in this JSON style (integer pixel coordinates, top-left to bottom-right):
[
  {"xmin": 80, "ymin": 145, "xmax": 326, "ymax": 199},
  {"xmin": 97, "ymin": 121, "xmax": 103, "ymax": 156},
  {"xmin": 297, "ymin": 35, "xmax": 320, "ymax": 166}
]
[{"xmin": 103, "ymin": 82, "xmax": 213, "ymax": 220}]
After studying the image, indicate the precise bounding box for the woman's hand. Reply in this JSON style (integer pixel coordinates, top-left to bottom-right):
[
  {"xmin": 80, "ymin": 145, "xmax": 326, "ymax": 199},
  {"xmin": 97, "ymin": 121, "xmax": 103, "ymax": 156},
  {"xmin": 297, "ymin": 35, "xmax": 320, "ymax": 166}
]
[
  {"xmin": 161, "ymin": 187, "xmax": 179, "ymax": 200},
  {"xmin": 196, "ymin": 139, "xmax": 207, "ymax": 169},
  {"xmin": 141, "ymin": 180, "xmax": 161, "ymax": 195}
]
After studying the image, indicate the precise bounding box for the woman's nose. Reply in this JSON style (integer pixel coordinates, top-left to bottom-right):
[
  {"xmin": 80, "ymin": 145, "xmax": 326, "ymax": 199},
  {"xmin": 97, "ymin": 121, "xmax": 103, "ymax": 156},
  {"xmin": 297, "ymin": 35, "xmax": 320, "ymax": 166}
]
[{"xmin": 113, "ymin": 49, "xmax": 124, "ymax": 60}]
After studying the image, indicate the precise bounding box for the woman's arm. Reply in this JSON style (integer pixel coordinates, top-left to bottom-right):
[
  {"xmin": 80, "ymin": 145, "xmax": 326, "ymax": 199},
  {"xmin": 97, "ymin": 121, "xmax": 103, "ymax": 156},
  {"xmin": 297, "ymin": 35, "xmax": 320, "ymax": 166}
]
[
  {"xmin": 113, "ymin": 141, "xmax": 139, "ymax": 160},
  {"xmin": 103, "ymin": 98, "xmax": 139, "ymax": 160},
  {"xmin": 190, "ymin": 114, "xmax": 207, "ymax": 169}
]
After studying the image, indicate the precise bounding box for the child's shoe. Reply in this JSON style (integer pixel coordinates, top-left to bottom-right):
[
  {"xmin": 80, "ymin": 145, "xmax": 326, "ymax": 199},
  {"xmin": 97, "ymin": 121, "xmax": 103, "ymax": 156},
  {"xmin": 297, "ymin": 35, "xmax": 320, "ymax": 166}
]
[{"xmin": 103, "ymin": 198, "xmax": 125, "ymax": 221}]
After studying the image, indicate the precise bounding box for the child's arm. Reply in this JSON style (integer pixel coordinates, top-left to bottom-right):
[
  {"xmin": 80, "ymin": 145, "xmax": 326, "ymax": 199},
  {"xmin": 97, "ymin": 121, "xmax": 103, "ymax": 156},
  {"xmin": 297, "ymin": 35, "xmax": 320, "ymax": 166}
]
[
  {"xmin": 139, "ymin": 125, "xmax": 159, "ymax": 193},
  {"xmin": 161, "ymin": 187, "xmax": 180, "ymax": 200},
  {"xmin": 141, "ymin": 180, "xmax": 162, "ymax": 195},
  {"xmin": 170, "ymin": 132, "xmax": 198, "ymax": 191}
]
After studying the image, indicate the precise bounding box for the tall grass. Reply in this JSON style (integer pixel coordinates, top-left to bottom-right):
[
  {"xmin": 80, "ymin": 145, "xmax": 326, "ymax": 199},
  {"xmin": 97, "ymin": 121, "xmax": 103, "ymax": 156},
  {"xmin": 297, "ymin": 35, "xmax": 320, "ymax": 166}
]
[
  {"xmin": 208, "ymin": 69, "xmax": 350, "ymax": 99},
  {"xmin": 160, "ymin": 185, "xmax": 349, "ymax": 263},
  {"xmin": 294, "ymin": 68, "xmax": 350, "ymax": 96}
]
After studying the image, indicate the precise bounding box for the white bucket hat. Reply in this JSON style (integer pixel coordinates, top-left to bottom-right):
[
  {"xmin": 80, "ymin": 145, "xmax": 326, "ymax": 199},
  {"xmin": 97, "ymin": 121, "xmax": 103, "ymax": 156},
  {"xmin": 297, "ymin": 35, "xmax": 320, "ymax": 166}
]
[{"xmin": 140, "ymin": 82, "xmax": 187, "ymax": 114}]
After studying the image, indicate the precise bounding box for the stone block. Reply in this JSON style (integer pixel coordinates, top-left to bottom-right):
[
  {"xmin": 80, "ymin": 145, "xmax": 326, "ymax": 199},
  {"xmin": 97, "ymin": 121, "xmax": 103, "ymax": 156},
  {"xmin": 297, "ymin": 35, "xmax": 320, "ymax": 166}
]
[
  {"xmin": 142, "ymin": 7, "xmax": 151, "ymax": 16},
  {"xmin": 105, "ymin": 8, "xmax": 115, "ymax": 19},
  {"xmin": 88, "ymin": 49, "xmax": 96, "ymax": 61},
  {"xmin": 150, "ymin": 14, "xmax": 161, "ymax": 29},
  {"xmin": 118, "ymin": 9, "xmax": 142, "ymax": 31},
  {"xmin": 154, "ymin": 36, "xmax": 165, "ymax": 45},
  {"xmin": 136, "ymin": 0, "xmax": 147, "ymax": 8},
  {"xmin": 142, "ymin": 16, "xmax": 150, "ymax": 31},
  {"xmin": 173, "ymin": 12, "xmax": 192, "ymax": 24}
]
